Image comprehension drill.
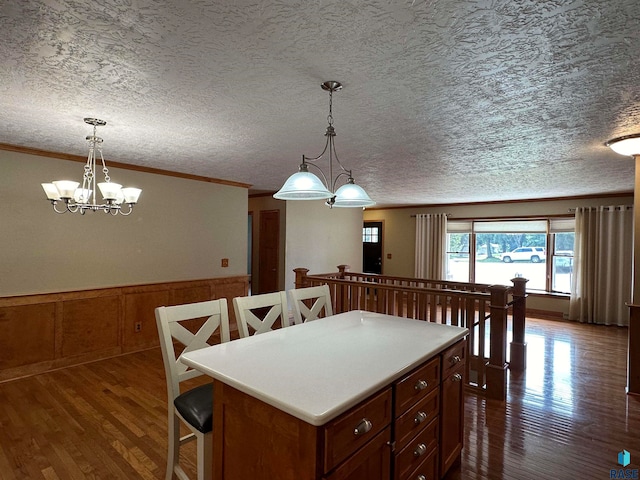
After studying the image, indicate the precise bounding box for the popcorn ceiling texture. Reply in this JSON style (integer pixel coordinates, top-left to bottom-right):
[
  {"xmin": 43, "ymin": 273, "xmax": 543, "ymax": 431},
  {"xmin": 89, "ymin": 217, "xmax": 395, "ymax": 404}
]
[{"xmin": 0, "ymin": 0, "xmax": 638, "ymax": 206}]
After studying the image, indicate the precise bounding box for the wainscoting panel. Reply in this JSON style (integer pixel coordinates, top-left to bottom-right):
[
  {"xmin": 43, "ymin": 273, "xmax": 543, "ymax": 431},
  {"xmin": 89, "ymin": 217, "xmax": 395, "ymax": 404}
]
[
  {"xmin": 123, "ymin": 290, "xmax": 170, "ymax": 352},
  {"xmin": 0, "ymin": 276, "xmax": 249, "ymax": 382},
  {"xmin": 63, "ymin": 295, "xmax": 120, "ymax": 357},
  {"xmin": 0, "ymin": 302, "xmax": 57, "ymax": 370}
]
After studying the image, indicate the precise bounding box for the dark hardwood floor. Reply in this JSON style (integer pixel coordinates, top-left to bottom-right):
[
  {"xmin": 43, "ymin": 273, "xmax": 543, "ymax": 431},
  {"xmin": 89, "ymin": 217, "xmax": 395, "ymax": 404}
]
[
  {"xmin": 446, "ymin": 317, "xmax": 640, "ymax": 480},
  {"xmin": 0, "ymin": 317, "xmax": 638, "ymax": 479}
]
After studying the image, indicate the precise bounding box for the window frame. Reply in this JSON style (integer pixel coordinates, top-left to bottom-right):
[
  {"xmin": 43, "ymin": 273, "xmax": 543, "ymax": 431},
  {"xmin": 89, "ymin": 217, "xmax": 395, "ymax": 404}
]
[{"xmin": 445, "ymin": 217, "xmax": 574, "ymax": 294}]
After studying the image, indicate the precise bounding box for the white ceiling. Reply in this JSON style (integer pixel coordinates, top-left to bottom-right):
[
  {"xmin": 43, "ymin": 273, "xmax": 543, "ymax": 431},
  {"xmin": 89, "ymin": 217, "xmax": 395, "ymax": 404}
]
[{"xmin": 1, "ymin": 0, "xmax": 638, "ymax": 207}]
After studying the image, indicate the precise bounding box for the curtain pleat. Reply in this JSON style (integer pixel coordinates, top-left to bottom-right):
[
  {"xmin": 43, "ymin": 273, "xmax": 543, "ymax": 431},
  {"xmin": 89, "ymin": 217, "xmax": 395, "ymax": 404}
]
[
  {"xmin": 415, "ymin": 213, "xmax": 447, "ymax": 279},
  {"xmin": 569, "ymin": 205, "xmax": 633, "ymax": 326}
]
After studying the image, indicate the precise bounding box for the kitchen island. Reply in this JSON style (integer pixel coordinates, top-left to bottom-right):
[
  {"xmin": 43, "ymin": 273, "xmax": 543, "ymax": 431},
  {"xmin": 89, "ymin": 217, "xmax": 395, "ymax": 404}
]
[{"xmin": 182, "ymin": 310, "xmax": 468, "ymax": 480}]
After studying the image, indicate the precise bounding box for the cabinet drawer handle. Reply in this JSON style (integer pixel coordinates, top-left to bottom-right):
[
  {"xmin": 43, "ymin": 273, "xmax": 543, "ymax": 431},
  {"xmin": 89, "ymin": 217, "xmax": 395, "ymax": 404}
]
[
  {"xmin": 413, "ymin": 411, "xmax": 428, "ymax": 425},
  {"xmin": 417, "ymin": 476, "xmax": 427, "ymax": 480},
  {"xmin": 353, "ymin": 418, "xmax": 373, "ymax": 436},
  {"xmin": 413, "ymin": 443, "xmax": 427, "ymax": 457},
  {"xmin": 414, "ymin": 379, "xmax": 428, "ymax": 391},
  {"xmin": 450, "ymin": 354, "xmax": 461, "ymax": 365},
  {"xmin": 452, "ymin": 373, "xmax": 463, "ymax": 382}
]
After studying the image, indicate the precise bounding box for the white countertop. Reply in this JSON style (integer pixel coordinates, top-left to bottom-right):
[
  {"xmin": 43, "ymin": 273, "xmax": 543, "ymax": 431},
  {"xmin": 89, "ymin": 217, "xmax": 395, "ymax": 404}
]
[{"xmin": 181, "ymin": 310, "xmax": 468, "ymax": 426}]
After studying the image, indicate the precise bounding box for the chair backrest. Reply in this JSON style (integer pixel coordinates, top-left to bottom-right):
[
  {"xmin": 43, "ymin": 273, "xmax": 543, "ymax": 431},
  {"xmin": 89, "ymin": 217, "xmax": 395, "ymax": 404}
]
[
  {"xmin": 155, "ymin": 299, "xmax": 231, "ymax": 401},
  {"xmin": 233, "ymin": 291, "xmax": 290, "ymax": 337},
  {"xmin": 289, "ymin": 284, "xmax": 333, "ymax": 324}
]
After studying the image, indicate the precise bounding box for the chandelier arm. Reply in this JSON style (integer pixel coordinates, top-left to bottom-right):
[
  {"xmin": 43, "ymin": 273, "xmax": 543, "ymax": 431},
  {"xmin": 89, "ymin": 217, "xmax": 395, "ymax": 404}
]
[
  {"xmin": 330, "ymin": 171, "xmax": 352, "ymax": 192},
  {"xmin": 302, "ymin": 133, "xmax": 332, "ymax": 163},
  {"xmin": 328, "ymin": 136, "xmax": 351, "ymax": 175},
  {"xmin": 119, "ymin": 204, "xmax": 134, "ymax": 216},
  {"xmin": 302, "ymin": 156, "xmax": 330, "ymax": 188},
  {"xmin": 51, "ymin": 201, "xmax": 68, "ymax": 214}
]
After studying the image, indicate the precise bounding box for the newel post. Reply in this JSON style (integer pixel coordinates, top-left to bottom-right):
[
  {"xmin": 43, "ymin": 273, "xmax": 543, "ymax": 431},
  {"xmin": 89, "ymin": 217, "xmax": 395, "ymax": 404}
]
[
  {"xmin": 294, "ymin": 268, "xmax": 309, "ymax": 289},
  {"xmin": 509, "ymin": 277, "xmax": 528, "ymax": 371},
  {"xmin": 337, "ymin": 264, "xmax": 350, "ymax": 279},
  {"xmin": 628, "ymin": 305, "xmax": 640, "ymax": 395},
  {"xmin": 486, "ymin": 284, "xmax": 509, "ymax": 401}
]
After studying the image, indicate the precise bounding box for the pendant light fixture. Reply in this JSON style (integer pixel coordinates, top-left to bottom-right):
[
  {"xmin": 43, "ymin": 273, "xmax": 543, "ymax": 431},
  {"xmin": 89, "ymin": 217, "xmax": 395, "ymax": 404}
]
[
  {"xmin": 606, "ymin": 133, "xmax": 640, "ymax": 157},
  {"xmin": 41, "ymin": 118, "xmax": 141, "ymax": 215},
  {"xmin": 273, "ymin": 81, "xmax": 375, "ymax": 208}
]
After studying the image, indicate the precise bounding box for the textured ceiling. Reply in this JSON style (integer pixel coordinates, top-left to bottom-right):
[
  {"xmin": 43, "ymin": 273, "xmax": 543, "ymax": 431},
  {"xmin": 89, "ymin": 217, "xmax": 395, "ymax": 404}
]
[{"xmin": 1, "ymin": 0, "xmax": 639, "ymax": 207}]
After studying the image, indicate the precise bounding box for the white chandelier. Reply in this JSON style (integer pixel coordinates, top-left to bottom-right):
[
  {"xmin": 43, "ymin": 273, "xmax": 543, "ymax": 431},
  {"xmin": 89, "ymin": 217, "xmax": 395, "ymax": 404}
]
[
  {"xmin": 41, "ymin": 118, "xmax": 141, "ymax": 215},
  {"xmin": 273, "ymin": 81, "xmax": 375, "ymax": 208}
]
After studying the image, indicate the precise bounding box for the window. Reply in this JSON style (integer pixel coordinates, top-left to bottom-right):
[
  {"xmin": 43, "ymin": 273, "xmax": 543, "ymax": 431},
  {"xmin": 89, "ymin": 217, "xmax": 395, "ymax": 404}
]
[
  {"xmin": 446, "ymin": 232, "xmax": 470, "ymax": 282},
  {"xmin": 445, "ymin": 218, "xmax": 575, "ymax": 293},
  {"xmin": 550, "ymin": 223, "xmax": 575, "ymax": 293},
  {"xmin": 362, "ymin": 226, "xmax": 379, "ymax": 243}
]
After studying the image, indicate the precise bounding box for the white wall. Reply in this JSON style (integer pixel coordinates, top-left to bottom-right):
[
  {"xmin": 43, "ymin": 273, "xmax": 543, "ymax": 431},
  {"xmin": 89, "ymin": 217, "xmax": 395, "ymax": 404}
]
[
  {"xmin": 284, "ymin": 200, "xmax": 363, "ymax": 291},
  {"xmin": 1, "ymin": 150, "xmax": 248, "ymax": 296}
]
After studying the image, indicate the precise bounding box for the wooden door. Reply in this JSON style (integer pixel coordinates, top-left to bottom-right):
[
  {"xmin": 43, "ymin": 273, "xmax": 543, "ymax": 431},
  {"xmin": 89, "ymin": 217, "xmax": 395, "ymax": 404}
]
[
  {"xmin": 258, "ymin": 210, "xmax": 280, "ymax": 293},
  {"xmin": 363, "ymin": 221, "xmax": 383, "ymax": 274}
]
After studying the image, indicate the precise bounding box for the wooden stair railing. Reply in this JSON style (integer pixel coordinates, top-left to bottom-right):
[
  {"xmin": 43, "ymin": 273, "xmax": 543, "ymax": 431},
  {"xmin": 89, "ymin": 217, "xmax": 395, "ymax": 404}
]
[{"xmin": 294, "ymin": 266, "xmax": 528, "ymax": 402}]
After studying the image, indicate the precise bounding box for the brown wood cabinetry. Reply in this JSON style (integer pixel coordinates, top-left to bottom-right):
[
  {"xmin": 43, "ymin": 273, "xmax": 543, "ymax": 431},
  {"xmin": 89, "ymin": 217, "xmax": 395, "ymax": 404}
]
[
  {"xmin": 439, "ymin": 339, "xmax": 467, "ymax": 477},
  {"xmin": 211, "ymin": 337, "xmax": 467, "ymax": 480}
]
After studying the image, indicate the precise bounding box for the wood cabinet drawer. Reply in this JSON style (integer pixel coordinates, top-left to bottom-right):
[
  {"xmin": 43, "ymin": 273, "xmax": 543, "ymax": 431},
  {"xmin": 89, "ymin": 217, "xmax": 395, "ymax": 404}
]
[
  {"xmin": 324, "ymin": 388, "xmax": 393, "ymax": 472},
  {"xmin": 441, "ymin": 339, "xmax": 466, "ymax": 379},
  {"xmin": 395, "ymin": 357, "xmax": 440, "ymax": 415},
  {"xmin": 395, "ymin": 388, "xmax": 439, "ymax": 451},
  {"xmin": 393, "ymin": 417, "xmax": 438, "ymax": 480},
  {"xmin": 399, "ymin": 445, "xmax": 438, "ymax": 480},
  {"xmin": 324, "ymin": 427, "xmax": 391, "ymax": 480}
]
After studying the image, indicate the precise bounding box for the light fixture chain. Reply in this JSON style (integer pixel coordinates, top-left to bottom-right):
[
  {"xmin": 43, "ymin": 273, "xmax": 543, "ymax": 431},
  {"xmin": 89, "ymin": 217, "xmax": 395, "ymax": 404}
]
[{"xmin": 327, "ymin": 88, "xmax": 334, "ymax": 126}]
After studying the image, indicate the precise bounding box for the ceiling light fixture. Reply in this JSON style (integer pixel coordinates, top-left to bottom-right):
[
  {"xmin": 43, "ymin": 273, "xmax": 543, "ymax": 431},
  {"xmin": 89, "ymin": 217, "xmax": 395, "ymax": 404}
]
[
  {"xmin": 41, "ymin": 118, "xmax": 141, "ymax": 215},
  {"xmin": 273, "ymin": 81, "xmax": 375, "ymax": 208},
  {"xmin": 605, "ymin": 133, "xmax": 640, "ymax": 157}
]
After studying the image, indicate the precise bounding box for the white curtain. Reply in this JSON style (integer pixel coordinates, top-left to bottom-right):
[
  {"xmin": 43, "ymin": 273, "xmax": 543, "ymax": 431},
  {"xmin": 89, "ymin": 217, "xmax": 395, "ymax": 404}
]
[
  {"xmin": 568, "ymin": 205, "xmax": 633, "ymax": 326},
  {"xmin": 415, "ymin": 213, "xmax": 447, "ymax": 279}
]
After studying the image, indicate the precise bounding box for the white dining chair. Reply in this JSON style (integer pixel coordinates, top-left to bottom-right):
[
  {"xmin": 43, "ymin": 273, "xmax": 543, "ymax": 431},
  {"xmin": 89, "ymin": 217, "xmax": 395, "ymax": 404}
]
[
  {"xmin": 233, "ymin": 291, "xmax": 290, "ymax": 337},
  {"xmin": 155, "ymin": 298, "xmax": 231, "ymax": 480},
  {"xmin": 289, "ymin": 284, "xmax": 333, "ymax": 324}
]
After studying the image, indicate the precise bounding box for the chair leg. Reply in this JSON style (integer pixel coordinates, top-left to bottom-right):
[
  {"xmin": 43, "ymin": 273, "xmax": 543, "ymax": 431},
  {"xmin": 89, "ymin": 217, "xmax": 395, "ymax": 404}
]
[
  {"xmin": 197, "ymin": 431, "xmax": 213, "ymax": 480},
  {"xmin": 167, "ymin": 413, "xmax": 181, "ymax": 480}
]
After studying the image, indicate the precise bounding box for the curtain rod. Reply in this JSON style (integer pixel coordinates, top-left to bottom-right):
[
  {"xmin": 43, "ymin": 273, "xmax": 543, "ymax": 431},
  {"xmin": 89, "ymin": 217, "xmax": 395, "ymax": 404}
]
[
  {"xmin": 410, "ymin": 213, "xmax": 451, "ymax": 218},
  {"xmin": 567, "ymin": 206, "xmax": 633, "ymax": 212}
]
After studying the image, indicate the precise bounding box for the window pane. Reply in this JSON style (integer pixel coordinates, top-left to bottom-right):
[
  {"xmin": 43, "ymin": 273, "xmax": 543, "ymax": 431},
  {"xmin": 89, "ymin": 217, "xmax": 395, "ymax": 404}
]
[
  {"xmin": 446, "ymin": 233, "xmax": 469, "ymax": 282},
  {"xmin": 552, "ymin": 232, "xmax": 575, "ymax": 293},
  {"xmin": 362, "ymin": 226, "xmax": 380, "ymax": 244},
  {"xmin": 475, "ymin": 233, "xmax": 546, "ymax": 289}
]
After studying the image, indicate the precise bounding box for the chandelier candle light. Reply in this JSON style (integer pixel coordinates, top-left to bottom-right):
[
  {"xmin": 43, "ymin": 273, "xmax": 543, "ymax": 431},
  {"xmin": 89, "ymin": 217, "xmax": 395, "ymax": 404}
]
[
  {"xmin": 41, "ymin": 118, "xmax": 141, "ymax": 215},
  {"xmin": 273, "ymin": 81, "xmax": 375, "ymax": 208}
]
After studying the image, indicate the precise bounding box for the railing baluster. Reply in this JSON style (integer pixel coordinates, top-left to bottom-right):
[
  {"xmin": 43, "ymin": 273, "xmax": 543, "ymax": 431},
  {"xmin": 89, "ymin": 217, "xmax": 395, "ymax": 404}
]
[{"xmin": 294, "ymin": 267, "xmax": 524, "ymax": 400}]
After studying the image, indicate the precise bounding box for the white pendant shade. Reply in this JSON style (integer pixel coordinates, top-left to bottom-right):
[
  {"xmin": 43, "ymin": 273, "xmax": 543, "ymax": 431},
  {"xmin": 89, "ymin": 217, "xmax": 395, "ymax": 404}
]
[
  {"xmin": 73, "ymin": 188, "xmax": 92, "ymax": 203},
  {"xmin": 273, "ymin": 171, "xmax": 332, "ymax": 200},
  {"xmin": 98, "ymin": 182, "xmax": 123, "ymax": 200},
  {"xmin": 122, "ymin": 187, "xmax": 142, "ymax": 204},
  {"xmin": 41, "ymin": 183, "xmax": 61, "ymax": 200},
  {"xmin": 332, "ymin": 182, "xmax": 376, "ymax": 208},
  {"xmin": 606, "ymin": 134, "xmax": 640, "ymax": 157},
  {"xmin": 52, "ymin": 180, "xmax": 80, "ymax": 199}
]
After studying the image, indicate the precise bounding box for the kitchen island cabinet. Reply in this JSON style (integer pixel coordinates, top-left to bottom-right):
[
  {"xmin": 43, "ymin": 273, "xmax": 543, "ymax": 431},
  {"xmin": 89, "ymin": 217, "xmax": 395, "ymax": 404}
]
[{"xmin": 182, "ymin": 310, "xmax": 468, "ymax": 479}]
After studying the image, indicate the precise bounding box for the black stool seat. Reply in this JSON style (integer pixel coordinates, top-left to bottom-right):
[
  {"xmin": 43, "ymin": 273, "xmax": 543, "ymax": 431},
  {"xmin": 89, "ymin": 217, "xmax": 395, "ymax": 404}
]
[{"xmin": 174, "ymin": 383, "xmax": 213, "ymax": 433}]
